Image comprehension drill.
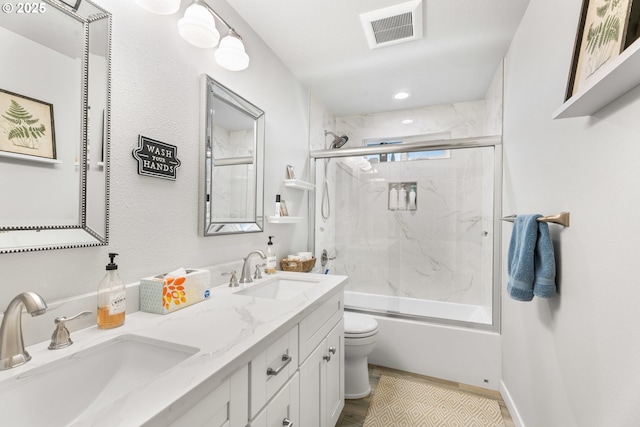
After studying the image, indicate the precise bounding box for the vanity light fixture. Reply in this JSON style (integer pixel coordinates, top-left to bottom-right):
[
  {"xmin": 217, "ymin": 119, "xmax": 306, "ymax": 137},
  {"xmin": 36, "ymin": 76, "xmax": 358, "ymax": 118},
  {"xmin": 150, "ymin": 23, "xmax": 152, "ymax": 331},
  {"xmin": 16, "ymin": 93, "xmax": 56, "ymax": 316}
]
[
  {"xmin": 135, "ymin": 0, "xmax": 250, "ymax": 71},
  {"xmin": 179, "ymin": 0, "xmax": 249, "ymax": 70}
]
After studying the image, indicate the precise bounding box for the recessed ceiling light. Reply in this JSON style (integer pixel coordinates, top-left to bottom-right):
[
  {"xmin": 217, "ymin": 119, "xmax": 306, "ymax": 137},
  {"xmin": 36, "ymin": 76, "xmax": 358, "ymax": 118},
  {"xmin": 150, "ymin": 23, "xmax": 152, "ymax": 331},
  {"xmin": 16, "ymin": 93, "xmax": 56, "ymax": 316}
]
[
  {"xmin": 401, "ymin": 119, "xmax": 414, "ymax": 124},
  {"xmin": 393, "ymin": 91, "xmax": 411, "ymax": 100}
]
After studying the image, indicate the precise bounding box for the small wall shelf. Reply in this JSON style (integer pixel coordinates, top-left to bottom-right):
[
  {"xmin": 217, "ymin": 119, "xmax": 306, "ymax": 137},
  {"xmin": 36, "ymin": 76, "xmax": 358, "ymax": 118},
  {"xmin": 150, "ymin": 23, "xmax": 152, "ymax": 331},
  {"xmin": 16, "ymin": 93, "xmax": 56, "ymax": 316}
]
[
  {"xmin": 553, "ymin": 38, "xmax": 640, "ymax": 119},
  {"xmin": 267, "ymin": 216, "xmax": 303, "ymax": 224},
  {"xmin": 284, "ymin": 179, "xmax": 314, "ymax": 191}
]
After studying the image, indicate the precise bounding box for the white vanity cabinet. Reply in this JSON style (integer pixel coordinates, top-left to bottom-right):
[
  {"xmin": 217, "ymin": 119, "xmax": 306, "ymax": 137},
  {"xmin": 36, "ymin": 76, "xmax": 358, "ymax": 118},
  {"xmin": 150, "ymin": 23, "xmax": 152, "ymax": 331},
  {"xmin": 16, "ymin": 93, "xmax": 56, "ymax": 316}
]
[
  {"xmin": 250, "ymin": 291, "xmax": 344, "ymax": 427},
  {"xmin": 162, "ymin": 281, "xmax": 345, "ymax": 427}
]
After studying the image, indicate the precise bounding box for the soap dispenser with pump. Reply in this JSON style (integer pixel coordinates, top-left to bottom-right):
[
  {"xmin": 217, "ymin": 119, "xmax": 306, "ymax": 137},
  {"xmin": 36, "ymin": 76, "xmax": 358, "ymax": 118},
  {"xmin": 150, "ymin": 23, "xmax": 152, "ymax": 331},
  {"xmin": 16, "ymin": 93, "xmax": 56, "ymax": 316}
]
[
  {"xmin": 398, "ymin": 184, "xmax": 408, "ymax": 210},
  {"xmin": 409, "ymin": 184, "xmax": 417, "ymax": 210},
  {"xmin": 265, "ymin": 236, "xmax": 277, "ymax": 274},
  {"xmin": 97, "ymin": 252, "xmax": 126, "ymax": 329}
]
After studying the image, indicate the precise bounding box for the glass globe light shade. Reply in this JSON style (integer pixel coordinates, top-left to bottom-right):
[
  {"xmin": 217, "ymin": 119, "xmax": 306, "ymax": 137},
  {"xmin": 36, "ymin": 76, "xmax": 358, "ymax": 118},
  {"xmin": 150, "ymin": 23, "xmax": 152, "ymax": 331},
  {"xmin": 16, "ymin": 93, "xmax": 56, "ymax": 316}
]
[
  {"xmin": 134, "ymin": 0, "xmax": 181, "ymax": 15},
  {"xmin": 178, "ymin": 3, "xmax": 220, "ymax": 48},
  {"xmin": 215, "ymin": 34, "xmax": 250, "ymax": 71}
]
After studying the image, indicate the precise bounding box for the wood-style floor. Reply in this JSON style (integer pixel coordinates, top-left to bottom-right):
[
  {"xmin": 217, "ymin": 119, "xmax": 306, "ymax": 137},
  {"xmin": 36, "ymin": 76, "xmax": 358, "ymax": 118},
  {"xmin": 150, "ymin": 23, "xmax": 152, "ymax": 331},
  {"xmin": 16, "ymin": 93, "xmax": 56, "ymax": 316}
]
[{"xmin": 336, "ymin": 364, "xmax": 515, "ymax": 427}]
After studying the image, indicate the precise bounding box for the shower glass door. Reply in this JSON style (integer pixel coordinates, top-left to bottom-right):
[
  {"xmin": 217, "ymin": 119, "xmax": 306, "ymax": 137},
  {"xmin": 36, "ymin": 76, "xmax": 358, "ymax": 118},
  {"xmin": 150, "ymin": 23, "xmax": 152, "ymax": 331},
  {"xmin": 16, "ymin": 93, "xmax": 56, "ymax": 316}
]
[{"xmin": 312, "ymin": 137, "xmax": 500, "ymax": 329}]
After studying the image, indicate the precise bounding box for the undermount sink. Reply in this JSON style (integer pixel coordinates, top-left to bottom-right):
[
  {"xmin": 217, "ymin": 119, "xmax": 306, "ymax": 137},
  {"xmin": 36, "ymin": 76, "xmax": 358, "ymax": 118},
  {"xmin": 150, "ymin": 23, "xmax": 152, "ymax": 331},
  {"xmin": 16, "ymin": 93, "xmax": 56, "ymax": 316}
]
[
  {"xmin": 236, "ymin": 277, "xmax": 319, "ymax": 300},
  {"xmin": 0, "ymin": 334, "xmax": 198, "ymax": 426}
]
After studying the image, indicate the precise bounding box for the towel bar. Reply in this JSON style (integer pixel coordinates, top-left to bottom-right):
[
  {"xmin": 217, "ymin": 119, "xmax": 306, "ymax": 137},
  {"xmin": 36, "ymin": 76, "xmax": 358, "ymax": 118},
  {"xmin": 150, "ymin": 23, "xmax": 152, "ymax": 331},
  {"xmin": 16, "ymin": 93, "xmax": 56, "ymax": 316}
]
[{"xmin": 501, "ymin": 212, "xmax": 570, "ymax": 227}]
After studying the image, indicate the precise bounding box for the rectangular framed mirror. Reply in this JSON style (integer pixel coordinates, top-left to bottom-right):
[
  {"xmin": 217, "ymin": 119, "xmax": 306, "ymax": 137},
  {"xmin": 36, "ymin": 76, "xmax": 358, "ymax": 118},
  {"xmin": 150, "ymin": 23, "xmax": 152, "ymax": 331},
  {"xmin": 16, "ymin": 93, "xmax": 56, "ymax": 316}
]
[
  {"xmin": 199, "ymin": 75, "xmax": 265, "ymax": 236},
  {"xmin": 0, "ymin": 0, "xmax": 111, "ymax": 253}
]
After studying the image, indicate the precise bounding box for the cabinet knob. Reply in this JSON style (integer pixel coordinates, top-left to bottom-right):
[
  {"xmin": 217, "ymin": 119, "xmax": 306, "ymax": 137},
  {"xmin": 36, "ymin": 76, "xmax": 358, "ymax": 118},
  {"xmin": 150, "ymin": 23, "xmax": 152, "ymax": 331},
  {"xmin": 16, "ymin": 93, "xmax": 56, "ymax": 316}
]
[
  {"xmin": 283, "ymin": 418, "xmax": 293, "ymax": 427},
  {"xmin": 323, "ymin": 354, "xmax": 331, "ymax": 362},
  {"xmin": 329, "ymin": 346, "xmax": 337, "ymax": 354}
]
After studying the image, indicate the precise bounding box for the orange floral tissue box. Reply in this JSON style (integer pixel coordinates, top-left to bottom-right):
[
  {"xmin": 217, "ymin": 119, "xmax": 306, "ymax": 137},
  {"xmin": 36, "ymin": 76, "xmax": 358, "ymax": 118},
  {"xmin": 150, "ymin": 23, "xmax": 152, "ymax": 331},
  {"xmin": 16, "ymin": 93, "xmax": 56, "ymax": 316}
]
[{"xmin": 139, "ymin": 268, "xmax": 211, "ymax": 314}]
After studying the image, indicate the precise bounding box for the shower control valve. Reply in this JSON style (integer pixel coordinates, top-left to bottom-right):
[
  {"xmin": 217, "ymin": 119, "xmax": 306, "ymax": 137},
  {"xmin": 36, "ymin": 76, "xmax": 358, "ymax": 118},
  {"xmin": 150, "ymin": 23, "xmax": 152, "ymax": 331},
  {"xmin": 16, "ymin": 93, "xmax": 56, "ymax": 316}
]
[{"xmin": 321, "ymin": 249, "xmax": 336, "ymax": 267}]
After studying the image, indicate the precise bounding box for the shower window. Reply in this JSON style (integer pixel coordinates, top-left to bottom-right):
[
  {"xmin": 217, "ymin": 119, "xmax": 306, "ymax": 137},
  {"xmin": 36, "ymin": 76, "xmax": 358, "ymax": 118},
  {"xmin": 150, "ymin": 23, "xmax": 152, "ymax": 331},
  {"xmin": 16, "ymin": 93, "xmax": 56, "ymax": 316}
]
[
  {"xmin": 364, "ymin": 140, "xmax": 451, "ymax": 161},
  {"xmin": 312, "ymin": 136, "xmax": 501, "ymax": 330}
]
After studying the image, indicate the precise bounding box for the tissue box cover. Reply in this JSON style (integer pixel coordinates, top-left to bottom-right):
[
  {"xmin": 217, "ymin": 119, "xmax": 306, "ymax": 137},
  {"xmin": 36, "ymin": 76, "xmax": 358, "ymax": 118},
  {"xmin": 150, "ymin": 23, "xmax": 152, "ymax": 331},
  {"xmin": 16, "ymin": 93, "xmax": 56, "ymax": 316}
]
[{"xmin": 140, "ymin": 269, "xmax": 211, "ymax": 314}]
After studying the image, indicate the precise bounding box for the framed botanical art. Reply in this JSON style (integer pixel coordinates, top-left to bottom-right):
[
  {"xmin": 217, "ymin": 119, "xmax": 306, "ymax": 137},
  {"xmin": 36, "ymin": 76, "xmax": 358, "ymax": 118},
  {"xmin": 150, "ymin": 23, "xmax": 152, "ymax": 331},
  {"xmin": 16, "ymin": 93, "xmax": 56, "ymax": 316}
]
[
  {"xmin": 0, "ymin": 89, "xmax": 56, "ymax": 160},
  {"xmin": 566, "ymin": 0, "xmax": 634, "ymax": 99}
]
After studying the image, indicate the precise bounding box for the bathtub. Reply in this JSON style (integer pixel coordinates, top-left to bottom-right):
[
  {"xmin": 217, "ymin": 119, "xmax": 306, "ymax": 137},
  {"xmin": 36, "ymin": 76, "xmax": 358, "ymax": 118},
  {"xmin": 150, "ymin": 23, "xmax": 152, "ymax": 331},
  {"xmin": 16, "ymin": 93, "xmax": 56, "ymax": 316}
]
[
  {"xmin": 344, "ymin": 291, "xmax": 501, "ymax": 390},
  {"xmin": 344, "ymin": 291, "xmax": 492, "ymax": 325}
]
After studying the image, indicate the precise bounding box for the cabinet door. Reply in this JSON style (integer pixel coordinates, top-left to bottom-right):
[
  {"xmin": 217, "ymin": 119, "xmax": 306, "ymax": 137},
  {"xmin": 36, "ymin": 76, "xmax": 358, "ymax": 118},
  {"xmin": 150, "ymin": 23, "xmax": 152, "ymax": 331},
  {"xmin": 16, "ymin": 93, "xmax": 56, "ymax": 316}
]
[
  {"xmin": 325, "ymin": 320, "xmax": 344, "ymax": 427},
  {"xmin": 249, "ymin": 373, "xmax": 299, "ymax": 427},
  {"xmin": 299, "ymin": 320, "xmax": 345, "ymax": 427},
  {"xmin": 299, "ymin": 338, "xmax": 325, "ymax": 427},
  {"xmin": 299, "ymin": 293, "xmax": 343, "ymax": 363}
]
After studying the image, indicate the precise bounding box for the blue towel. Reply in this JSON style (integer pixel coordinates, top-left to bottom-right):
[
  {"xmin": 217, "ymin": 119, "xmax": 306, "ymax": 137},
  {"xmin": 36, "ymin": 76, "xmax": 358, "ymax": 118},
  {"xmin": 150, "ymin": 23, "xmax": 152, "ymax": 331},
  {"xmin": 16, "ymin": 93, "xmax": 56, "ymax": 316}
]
[{"xmin": 507, "ymin": 214, "xmax": 557, "ymax": 301}]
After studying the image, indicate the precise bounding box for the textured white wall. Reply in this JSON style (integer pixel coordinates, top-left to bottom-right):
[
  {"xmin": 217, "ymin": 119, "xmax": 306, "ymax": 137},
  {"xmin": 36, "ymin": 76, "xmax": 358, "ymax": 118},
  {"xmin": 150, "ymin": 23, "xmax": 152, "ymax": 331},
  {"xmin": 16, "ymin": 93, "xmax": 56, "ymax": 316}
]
[
  {"xmin": 502, "ymin": 0, "xmax": 640, "ymax": 425},
  {"xmin": 0, "ymin": 1, "xmax": 310, "ymax": 314}
]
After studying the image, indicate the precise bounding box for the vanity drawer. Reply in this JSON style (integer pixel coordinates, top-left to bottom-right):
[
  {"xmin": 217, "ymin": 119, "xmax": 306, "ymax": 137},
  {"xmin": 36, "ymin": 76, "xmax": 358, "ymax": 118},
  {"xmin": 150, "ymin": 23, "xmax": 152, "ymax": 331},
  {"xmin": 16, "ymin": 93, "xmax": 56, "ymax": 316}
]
[
  {"xmin": 250, "ymin": 325, "xmax": 299, "ymax": 418},
  {"xmin": 298, "ymin": 291, "xmax": 343, "ymax": 363},
  {"xmin": 249, "ymin": 372, "xmax": 299, "ymax": 427},
  {"xmin": 168, "ymin": 365, "xmax": 248, "ymax": 427}
]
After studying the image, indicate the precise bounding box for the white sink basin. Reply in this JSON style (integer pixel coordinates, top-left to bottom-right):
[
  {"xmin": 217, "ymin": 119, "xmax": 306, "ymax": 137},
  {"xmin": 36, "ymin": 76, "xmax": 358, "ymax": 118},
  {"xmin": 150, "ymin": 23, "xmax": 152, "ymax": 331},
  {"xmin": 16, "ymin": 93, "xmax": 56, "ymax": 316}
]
[
  {"xmin": 0, "ymin": 334, "xmax": 198, "ymax": 426},
  {"xmin": 236, "ymin": 277, "xmax": 319, "ymax": 300}
]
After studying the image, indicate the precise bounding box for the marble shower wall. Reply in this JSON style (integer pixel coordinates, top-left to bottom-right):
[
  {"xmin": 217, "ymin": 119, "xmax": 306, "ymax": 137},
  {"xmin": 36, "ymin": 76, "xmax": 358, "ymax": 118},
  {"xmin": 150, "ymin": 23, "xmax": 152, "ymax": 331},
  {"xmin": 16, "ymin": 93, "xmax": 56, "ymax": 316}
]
[
  {"xmin": 332, "ymin": 146, "xmax": 494, "ymax": 307},
  {"xmin": 309, "ymin": 92, "xmax": 338, "ymax": 271},
  {"xmin": 335, "ymin": 100, "xmax": 488, "ymax": 150}
]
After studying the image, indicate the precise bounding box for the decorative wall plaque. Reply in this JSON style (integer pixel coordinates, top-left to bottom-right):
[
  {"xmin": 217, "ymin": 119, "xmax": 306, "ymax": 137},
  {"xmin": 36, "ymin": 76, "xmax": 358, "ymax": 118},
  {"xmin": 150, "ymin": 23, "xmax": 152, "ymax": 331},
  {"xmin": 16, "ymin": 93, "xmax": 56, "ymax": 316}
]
[{"xmin": 132, "ymin": 135, "xmax": 181, "ymax": 180}]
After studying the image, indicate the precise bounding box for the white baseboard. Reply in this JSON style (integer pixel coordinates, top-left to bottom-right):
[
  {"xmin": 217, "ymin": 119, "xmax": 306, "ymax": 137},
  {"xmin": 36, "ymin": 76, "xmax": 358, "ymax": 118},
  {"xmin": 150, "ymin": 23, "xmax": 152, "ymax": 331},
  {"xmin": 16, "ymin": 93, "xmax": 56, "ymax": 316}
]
[{"xmin": 500, "ymin": 380, "xmax": 525, "ymax": 427}]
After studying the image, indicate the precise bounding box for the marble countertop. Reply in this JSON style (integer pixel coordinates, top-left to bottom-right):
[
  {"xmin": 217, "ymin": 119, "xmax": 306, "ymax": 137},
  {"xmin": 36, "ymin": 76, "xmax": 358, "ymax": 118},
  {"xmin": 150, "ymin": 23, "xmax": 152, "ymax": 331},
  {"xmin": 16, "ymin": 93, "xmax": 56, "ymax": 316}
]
[{"xmin": 0, "ymin": 271, "xmax": 347, "ymax": 426}]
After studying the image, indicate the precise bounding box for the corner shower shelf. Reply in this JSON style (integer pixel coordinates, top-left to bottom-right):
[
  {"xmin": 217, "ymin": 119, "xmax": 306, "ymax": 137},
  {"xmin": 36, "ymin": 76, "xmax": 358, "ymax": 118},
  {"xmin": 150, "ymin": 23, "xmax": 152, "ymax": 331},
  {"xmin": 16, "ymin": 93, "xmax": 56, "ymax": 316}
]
[
  {"xmin": 284, "ymin": 179, "xmax": 315, "ymax": 191},
  {"xmin": 553, "ymin": 38, "xmax": 640, "ymax": 119},
  {"xmin": 267, "ymin": 215, "xmax": 303, "ymax": 224}
]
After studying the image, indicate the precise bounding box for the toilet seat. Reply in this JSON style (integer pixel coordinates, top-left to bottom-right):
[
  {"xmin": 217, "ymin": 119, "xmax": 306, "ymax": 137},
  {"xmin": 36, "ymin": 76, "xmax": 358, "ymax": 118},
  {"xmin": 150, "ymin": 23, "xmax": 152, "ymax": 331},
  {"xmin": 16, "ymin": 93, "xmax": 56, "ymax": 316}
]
[{"xmin": 344, "ymin": 312, "xmax": 378, "ymax": 338}]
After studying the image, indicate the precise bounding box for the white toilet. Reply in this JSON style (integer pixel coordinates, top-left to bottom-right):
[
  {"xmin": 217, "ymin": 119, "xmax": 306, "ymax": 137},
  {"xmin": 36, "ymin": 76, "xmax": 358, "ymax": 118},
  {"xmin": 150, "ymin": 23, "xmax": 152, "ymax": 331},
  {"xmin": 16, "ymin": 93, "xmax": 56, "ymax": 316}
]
[{"xmin": 344, "ymin": 311, "xmax": 379, "ymax": 399}]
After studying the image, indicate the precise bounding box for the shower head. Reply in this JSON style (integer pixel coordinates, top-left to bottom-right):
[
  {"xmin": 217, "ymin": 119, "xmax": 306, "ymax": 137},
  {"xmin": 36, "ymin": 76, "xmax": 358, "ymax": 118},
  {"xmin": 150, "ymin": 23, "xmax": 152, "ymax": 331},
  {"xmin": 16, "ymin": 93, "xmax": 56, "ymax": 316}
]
[{"xmin": 324, "ymin": 130, "xmax": 349, "ymax": 149}]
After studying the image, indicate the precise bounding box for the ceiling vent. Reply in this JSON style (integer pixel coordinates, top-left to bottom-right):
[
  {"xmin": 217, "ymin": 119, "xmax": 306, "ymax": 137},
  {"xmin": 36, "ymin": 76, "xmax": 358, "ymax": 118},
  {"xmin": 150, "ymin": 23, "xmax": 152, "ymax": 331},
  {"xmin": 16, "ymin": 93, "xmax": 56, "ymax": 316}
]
[{"xmin": 360, "ymin": 0, "xmax": 423, "ymax": 50}]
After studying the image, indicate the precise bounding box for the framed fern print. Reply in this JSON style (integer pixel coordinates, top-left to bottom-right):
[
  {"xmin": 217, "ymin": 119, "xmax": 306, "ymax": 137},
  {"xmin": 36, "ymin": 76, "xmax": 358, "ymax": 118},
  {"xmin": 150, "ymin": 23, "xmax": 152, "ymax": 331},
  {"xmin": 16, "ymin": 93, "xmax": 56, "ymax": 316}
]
[
  {"xmin": 0, "ymin": 89, "xmax": 56, "ymax": 160},
  {"xmin": 566, "ymin": 0, "xmax": 634, "ymax": 99}
]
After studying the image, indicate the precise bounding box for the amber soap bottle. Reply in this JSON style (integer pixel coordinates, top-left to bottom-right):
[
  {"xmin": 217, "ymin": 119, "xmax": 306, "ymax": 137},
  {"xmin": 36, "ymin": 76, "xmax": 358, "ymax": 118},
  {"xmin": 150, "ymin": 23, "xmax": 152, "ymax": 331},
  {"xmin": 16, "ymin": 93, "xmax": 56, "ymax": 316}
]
[{"xmin": 97, "ymin": 253, "xmax": 126, "ymax": 329}]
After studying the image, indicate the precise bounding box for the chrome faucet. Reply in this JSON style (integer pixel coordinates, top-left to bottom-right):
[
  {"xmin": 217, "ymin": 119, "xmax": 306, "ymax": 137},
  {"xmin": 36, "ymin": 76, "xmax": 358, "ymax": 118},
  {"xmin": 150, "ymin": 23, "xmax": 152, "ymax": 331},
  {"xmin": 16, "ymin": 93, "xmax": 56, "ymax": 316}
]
[
  {"xmin": 0, "ymin": 292, "xmax": 48, "ymax": 370},
  {"xmin": 239, "ymin": 250, "xmax": 266, "ymax": 284}
]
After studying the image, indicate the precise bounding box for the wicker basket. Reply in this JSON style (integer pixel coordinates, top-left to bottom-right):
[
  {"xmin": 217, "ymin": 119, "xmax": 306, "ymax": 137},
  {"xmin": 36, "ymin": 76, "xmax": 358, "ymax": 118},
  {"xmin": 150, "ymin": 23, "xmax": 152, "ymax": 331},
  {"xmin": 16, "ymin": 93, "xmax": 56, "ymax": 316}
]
[{"xmin": 281, "ymin": 257, "xmax": 316, "ymax": 272}]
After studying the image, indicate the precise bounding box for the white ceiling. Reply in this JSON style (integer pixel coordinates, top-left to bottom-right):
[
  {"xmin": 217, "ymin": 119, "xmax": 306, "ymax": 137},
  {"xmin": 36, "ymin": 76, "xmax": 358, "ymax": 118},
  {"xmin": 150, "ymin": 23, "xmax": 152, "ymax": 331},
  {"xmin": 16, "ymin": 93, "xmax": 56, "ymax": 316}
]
[{"xmin": 226, "ymin": 0, "xmax": 531, "ymax": 117}]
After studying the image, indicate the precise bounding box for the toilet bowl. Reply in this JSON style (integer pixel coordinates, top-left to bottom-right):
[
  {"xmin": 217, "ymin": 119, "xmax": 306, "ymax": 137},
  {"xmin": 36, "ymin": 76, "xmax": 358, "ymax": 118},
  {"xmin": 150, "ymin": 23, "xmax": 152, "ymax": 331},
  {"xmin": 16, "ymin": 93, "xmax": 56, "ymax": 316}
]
[{"xmin": 344, "ymin": 311, "xmax": 378, "ymax": 399}]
